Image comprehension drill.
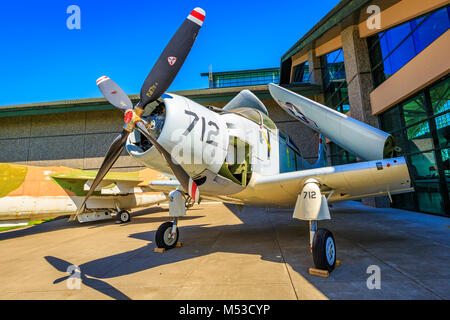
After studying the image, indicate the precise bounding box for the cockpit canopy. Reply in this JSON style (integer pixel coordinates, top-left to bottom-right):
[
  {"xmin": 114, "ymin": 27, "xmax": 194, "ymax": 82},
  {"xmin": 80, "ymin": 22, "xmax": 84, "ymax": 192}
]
[{"xmin": 230, "ymin": 107, "xmax": 277, "ymax": 130}]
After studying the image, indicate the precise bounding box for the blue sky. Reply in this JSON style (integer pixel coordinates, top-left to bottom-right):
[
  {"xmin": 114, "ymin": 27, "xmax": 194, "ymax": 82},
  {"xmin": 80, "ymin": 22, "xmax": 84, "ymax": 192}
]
[{"xmin": 0, "ymin": 0, "xmax": 340, "ymax": 106}]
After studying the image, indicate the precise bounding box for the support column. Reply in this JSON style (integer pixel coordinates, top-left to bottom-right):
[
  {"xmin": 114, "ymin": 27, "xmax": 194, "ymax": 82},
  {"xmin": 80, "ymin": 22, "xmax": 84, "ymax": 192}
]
[
  {"xmin": 307, "ymin": 49, "xmax": 323, "ymax": 88},
  {"xmin": 341, "ymin": 25, "xmax": 379, "ymax": 128},
  {"xmin": 341, "ymin": 25, "xmax": 390, "ymax": 208}
]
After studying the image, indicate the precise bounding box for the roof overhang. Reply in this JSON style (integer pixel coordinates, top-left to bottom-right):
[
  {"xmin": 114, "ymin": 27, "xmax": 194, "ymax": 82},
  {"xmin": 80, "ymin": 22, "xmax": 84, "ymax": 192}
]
[
  {"xmin": 281, "ymin": 0, "xmax": 372, "ymax": 63},
  {"xmin": 0, "ymin": 84, "xmax": 322, "ymax": 118}
]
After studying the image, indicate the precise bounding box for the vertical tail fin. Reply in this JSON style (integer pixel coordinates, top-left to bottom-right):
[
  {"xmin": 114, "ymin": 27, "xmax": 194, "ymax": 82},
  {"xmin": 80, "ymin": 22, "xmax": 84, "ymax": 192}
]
[{"xmin": 312, "ymin": 133, "xmax": 327, "ymax": 168}]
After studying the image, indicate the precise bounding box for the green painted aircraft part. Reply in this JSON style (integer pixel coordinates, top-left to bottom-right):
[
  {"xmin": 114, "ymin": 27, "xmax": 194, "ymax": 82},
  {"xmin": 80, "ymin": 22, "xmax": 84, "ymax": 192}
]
[
  {"xmin": 50, "ymin": 169, "xmax": 141, "ymax": 196},
  {"xmin": 50, "ymin": 176, "xmax": 87, "ymax": 196},
  {"xmin": 0, "ymin": 163, "xmax": 28, "ymax": 198}
]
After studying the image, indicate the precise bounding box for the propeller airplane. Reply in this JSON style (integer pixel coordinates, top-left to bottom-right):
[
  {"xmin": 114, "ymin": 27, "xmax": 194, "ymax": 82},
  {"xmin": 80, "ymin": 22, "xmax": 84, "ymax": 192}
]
[{"xmin": 72, "ymin": 7, "xmax": 413, "ymax": 272}]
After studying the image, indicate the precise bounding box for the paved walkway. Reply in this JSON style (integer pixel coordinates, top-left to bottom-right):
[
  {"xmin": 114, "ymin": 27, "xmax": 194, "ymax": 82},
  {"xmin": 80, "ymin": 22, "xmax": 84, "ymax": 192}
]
[{"xmin": 0, "ymin": 201, "xmax": 448, "ymax": 299}]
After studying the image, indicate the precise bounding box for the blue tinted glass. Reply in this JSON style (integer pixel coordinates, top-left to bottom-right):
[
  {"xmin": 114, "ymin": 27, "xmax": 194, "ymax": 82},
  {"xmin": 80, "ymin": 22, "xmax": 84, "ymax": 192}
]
[
  {"xmin": 370, "ymin": 6, "xmax": 450, "ymax": 88},
  {"xmin": 380, "ymin": 22, "xmax": 411, "ymax": 54},
  {"xmin": 327, "ymin": 49, "xmax": 346, "ymax": 80},
  {"xmin": 412, "ymin": 8, "xmax": 450, "ymax": 52},
  {"xmin": 381, "ymin": 23, "xmax": 416, "ymax": 76},
  {"xmin": 388, "ymin": 36, "xmax": 416, "ymax": 74},
  {"xmin": 327, "ymin": 49, "xmax": 344, "ymax": 64}
]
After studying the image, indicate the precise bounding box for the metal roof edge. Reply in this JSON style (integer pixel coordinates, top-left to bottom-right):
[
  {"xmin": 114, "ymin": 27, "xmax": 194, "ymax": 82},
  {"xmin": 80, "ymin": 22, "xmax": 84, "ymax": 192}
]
[{"xmin": 280, "ymin": 0, "xmax": 371, "ymax": 62}]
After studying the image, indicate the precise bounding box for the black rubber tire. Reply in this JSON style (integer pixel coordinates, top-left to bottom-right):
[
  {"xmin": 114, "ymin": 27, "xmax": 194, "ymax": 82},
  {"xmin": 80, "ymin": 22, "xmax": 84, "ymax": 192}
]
[
  {"xmin": 312, "ymin": 228, "xmax": 336, "ymax": 272},
  {"xmin": 155, "ymin": 222, "xmax": 179, "ymax": 249},
  {"xmin": 117, "ymin": 210, "xmax": 131, "ymax": 223}
]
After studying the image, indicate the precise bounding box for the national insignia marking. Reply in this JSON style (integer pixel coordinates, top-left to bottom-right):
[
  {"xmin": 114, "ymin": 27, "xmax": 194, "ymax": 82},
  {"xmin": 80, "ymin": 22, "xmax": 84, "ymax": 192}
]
[{"xmin": 168, "ymin": 56, "xmax": 177, "ymax": 66}]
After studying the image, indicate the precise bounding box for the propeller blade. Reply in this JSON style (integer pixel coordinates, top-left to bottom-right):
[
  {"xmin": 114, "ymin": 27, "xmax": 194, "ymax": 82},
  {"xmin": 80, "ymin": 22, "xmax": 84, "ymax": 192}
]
[
  {"xmin": 97, "ymin": 76, "xmax": 133, "ymax": 111},
  {"xmin": 138, "ymin": 8, "xmax": 205, "ymax": 109},
  {"xmin": 71, "ymin": 130, "xmax": 130, "ymax": 220},
  {"xmin": 135, "ymin": 121, "xmax": 199, "ymax": 203}
]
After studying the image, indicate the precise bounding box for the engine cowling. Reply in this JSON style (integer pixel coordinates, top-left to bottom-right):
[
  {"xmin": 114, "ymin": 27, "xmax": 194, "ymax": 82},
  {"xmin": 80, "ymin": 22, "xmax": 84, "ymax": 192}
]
[{"xmin": 126, "ymin": 93, "xmax": 229, "ymax": 179}]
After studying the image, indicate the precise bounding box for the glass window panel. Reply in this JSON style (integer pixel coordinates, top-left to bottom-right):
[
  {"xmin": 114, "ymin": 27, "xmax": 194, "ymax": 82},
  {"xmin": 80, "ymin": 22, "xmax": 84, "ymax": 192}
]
[
  {"xmin": 380, "ymin": 21, "xmax": 412, "ymax": 54},
  {"xmin": 341, "ymin": 104, "xmax": 350, "ymax": 113},
  {"xmin": 327, "ymin": 49, "xmax": 344, "ymax": 64},
  {"xmin": 392, "ymin": 193, "xmax": 416, "ymax": 211},
  {"xmin": 430, "ymin": 77, "xmax": 450, "ymax": 115},
  {"xmin": 369, "ymin": 7, "xmax": 450, "ymax": 89},
  {"xmin": 435, "ymin": 112, "xmax": 450, "ymax": 148},
  {"xmin": 402, "ymin": 93, "xmax": 427, "ymax": 127},
  {"xmin": 415, "ymin": 182, "xmax": 444, "ymax": 214},
  {"xmin": 441, "ymin": 148, "xmax": 450, "ymax": 177},
  {"xmin": 380, "ymin": 76, "xmax": 450, "ymax": 215},
  {"xmin": 321, "ymin": 48, "xmax": 348, "ymax": 114},
  {"xmin": 392, "ymin": 130, "xmax": 407, "ymax": 155},
  {"xmin": 411, "ymin": 8, "xmax": 450, "ymax": 52},
  {"xmin": 446, "ymin": 147, "xmax": 450, "ymax": 201},
  {"xmin": 380, "ymin": 107, "xmax": 401, "ymax": 132},
  {"xmin": 384, "ymin": 35, "xmax": 416, "ymax": 76},
  {"xmin": 408, "ymin": 151, "xmax": 439, "ymax": 180},
  {"xmin": 407, "ymin": 121, "xmax": 434, "ymax": 153},
  {"xmin": 292, "ymin": 62, "xmax": 310, "ymax": 83}
]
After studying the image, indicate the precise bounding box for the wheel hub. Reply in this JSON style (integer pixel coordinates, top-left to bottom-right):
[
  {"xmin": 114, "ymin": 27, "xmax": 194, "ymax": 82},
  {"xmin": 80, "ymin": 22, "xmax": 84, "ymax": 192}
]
[
  {"xmin": 325, "ymin": 237, "xmax": 335, "ymax": 265},
  {"xmin": 163, "ymin": 227, "xmax": 177, "ymax": 246}
]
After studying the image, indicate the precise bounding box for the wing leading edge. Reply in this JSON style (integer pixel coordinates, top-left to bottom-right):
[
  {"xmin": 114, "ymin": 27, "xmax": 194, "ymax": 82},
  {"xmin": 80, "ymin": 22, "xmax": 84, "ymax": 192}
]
[
  {"xmin": 235, "ymin": 157, "xmax": 413, "ymax": 207},
  {"xmin": 268, "ymin": 83, "xmax": 396, "ymax": 161}
]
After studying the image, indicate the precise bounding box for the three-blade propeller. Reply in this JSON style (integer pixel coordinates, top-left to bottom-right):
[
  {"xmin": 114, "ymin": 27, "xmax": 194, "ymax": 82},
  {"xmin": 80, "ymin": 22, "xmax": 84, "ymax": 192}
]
[{"xmin": 71, "ymin": 8, "xmax": 205, "ymax": 221}]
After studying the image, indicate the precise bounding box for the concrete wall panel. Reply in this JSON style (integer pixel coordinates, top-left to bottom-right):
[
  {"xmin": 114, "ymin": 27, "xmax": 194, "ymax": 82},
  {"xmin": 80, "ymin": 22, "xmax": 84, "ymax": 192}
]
[
  {"xmin": 85, "ymin": 109, "xmax": 124, "ymax": 134},
  {"xmin": 30, "ymin": 112, "xmax": 86, "ymax": 137},
  {"xmin": 28, "ymin": 135, "xmax": 85, "ymax": 162},
  {"xmin": 0, "ymin": 116, "xmax": 31, "ymax": 139},
  {"xmin": 0, "ymin": 138, "xmax": 29, "ymax": 163}
]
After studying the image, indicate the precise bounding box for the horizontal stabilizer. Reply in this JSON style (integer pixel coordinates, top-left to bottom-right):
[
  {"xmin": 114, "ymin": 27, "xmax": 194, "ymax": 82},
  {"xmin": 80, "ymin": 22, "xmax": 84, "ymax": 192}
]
[
  {"xmin": 223, "ymin": 90, "xmax": 268, "ymax": 115},
  {"xmin": 269, "ymin": 83, "xmax": 394, "ymax": 161}
]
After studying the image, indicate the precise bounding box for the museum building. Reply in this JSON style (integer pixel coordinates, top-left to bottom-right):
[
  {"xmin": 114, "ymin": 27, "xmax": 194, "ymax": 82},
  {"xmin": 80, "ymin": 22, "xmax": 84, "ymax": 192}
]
[{"xmin": 279, "ymin": 0, "xmax": 449, "ymax": 215}]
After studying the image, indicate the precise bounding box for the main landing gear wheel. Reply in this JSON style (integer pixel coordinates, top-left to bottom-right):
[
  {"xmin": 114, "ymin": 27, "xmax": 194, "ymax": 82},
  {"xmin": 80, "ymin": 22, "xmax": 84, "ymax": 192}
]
[
  {"xmin": 312, "ymin": 228, "xmax": 336, "ymax": 272},
  {"xmin": 155, "ymin": 221, "xmax": 179, "ymax": 249},
  {"xmin": 117, "ymin": 210, "xmax": 131, "ymax": 223}
]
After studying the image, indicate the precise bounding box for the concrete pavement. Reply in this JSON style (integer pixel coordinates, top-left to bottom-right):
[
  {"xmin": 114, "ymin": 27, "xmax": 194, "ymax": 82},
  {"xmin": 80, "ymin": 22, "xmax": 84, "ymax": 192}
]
[{"xmin": 0, "ymin": 201, "xmax": 448, "ymax": 300}]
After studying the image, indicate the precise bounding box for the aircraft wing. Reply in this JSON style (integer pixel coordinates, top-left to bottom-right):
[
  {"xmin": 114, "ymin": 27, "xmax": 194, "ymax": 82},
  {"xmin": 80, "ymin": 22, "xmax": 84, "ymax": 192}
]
[
  {"xmin": 268, "ymin": 83, "xmax": 397, "ymax": 161},
  {"xmin": 51, "ymin": 170, "xmax": 142, "ymax": 183},
  {"xmin": 52, "ymin": 170, "xmax": 157, "ymax": 195},
  {"xmin": 240, "ymin": 157, "xmax": 413, "ymax": 206}
]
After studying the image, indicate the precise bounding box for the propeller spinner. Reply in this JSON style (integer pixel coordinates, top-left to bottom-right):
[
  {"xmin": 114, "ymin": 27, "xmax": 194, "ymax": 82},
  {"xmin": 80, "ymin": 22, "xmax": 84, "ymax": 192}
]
[{"xmin": 71, "ymin": 8, "xmax": 205, "ymax": 221}]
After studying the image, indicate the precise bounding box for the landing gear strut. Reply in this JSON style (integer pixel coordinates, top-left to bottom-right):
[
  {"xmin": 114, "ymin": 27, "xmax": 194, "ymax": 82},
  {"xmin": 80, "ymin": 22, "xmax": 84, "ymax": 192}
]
[
  {"xmin": 155, "ymin": 189, "xmax": 186, "ymax": 250},
  {"xmin": 294, "ymin": 179, "xmax": 336, "ymax": 272}
]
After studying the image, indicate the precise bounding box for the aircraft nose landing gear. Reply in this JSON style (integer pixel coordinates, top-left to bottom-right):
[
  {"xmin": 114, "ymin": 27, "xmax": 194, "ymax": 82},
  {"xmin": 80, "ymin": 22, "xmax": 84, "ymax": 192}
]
[
  {"xmin": 155, "ymin": 189, "xmax": 187, "ymax": 250},
  {"xmin": 294, "ymin": 179, "xmax": 336, "ymax": 272},
  {"xmin": 155, "ymin": 218, "xmax": 179, "ymax": 249},
  {"xmin": 310, "ymin": 223, "xmax": 336, "ymax": 272}
]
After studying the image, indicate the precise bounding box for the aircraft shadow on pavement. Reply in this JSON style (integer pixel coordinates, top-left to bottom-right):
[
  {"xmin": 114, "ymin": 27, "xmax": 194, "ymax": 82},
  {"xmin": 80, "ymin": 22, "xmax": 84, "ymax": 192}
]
[{"xmin": 43, "ymin": 203, "xmax": 408, "ymax": 300}]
